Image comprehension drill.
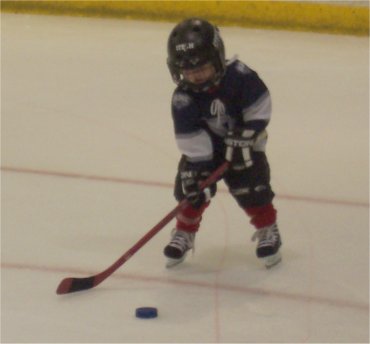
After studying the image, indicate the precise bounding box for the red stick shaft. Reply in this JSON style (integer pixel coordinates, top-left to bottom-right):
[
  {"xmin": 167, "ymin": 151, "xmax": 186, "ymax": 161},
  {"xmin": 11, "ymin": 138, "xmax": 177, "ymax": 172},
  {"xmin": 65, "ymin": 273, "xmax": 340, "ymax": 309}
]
[
  {"xmin": 56, "ymin": 161, "xmax": 229, "ymax": 294},
  {"xmin": 94, "ymin": 161, "xmax": 229, "ymax": 284}
]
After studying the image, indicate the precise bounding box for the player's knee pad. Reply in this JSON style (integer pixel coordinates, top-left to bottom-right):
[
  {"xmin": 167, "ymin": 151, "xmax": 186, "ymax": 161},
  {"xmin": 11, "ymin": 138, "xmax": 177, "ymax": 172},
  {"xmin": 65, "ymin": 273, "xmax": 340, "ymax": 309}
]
[
  {"xmin": 230, "ymin": 184, "xmax": 275, "ymax": 208},
  {"xmin": 225, "ymin": 151, "xmax": 274, "ymax": 207}
]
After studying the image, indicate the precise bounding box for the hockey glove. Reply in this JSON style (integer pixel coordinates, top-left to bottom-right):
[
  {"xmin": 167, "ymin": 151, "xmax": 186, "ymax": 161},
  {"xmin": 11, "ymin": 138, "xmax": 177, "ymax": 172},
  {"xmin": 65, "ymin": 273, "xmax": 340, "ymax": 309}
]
[
  {"xmin": 180, "ymin": 169, "xmax": 216, "ymax": 209},
  {"xmin": 224, "ymin": 128, "xmax": 256, "ymax": 170}
]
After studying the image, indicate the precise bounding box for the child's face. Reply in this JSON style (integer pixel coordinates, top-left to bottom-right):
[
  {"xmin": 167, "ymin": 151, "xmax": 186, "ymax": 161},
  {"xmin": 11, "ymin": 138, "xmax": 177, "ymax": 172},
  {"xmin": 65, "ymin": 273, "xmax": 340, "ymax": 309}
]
[{"xmin": 182, "ymin": 62, "xmax": 216, "ymax": 85}]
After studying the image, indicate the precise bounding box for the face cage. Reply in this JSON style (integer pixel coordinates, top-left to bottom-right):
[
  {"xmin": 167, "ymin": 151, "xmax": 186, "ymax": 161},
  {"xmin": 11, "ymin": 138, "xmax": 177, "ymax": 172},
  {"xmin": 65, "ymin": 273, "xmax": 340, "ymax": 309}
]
[
  {"xmin": 170, "ymin": 58, "xmax": 224, "ymax": 92},
  {"xmin": 179, "ymin": 71, "xmax": 221, "ymax": 92}
]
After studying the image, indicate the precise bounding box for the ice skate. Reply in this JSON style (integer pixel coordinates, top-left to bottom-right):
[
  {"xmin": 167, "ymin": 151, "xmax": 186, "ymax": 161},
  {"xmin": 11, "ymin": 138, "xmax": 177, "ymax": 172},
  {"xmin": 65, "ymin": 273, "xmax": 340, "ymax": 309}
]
[
  {"xmin": 164, "ymin": 229, "xmax": 195, "ymax": 268},
  {"xmin": 252, "ymin": 223, "xmax": 282, "ymax": 268}
]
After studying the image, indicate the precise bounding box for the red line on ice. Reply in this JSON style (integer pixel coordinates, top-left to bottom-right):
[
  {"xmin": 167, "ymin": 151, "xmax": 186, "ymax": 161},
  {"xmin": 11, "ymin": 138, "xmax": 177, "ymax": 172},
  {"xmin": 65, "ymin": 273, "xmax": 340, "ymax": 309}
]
[
  {"xmin": 1, "ymin": 261, "xmax": 369, "ymax": 312},
  {"xmin": 1, "ymin": 166, "xmax": 369, "ymax": 208}
]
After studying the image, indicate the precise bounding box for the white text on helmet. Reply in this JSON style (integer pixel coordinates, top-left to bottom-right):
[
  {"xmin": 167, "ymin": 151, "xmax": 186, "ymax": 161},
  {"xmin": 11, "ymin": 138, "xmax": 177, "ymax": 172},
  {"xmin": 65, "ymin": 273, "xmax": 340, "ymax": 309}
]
[{"xmin": 176, "ymin": 42, "xmax": 195, "ymax": 52}]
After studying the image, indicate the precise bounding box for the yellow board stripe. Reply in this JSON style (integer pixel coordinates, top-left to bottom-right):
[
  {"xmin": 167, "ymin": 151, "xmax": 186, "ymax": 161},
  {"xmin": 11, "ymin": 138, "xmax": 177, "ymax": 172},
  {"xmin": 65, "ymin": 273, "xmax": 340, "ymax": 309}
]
[{"xmin": 1, "ymin": 1, "xmax": 369, "ymax": 36}]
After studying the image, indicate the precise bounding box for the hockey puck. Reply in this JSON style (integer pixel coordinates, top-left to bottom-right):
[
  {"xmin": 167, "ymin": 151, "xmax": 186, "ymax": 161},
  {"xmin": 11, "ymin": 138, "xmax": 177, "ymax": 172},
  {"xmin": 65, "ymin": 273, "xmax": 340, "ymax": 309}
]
[{"xmin": 135, "ymin": 307, "xmax": 158, "ymax": 319}]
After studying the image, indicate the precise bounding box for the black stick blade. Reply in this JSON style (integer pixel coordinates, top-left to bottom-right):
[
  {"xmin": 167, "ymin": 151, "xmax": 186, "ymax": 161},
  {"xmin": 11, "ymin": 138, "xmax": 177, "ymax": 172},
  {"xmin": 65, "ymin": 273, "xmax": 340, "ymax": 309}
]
[{"xmin": 56, "ymin": 276, "xmax": 95, "ymax": 295}]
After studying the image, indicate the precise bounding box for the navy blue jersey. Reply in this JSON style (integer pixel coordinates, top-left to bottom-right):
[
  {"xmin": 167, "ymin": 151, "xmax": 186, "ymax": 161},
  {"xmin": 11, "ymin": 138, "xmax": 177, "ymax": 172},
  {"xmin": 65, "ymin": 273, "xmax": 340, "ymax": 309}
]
[{"xmin": 171, "ymin": 59, "xmax": 271, "ymax": 163}]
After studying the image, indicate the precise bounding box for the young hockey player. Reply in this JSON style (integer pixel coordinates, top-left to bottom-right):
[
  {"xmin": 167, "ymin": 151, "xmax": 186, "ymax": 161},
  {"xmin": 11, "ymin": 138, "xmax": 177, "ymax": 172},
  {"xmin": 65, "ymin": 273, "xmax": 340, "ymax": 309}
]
[{"xmin": 164, "ymin": 18, "xmax": 282, "ymax": 268}]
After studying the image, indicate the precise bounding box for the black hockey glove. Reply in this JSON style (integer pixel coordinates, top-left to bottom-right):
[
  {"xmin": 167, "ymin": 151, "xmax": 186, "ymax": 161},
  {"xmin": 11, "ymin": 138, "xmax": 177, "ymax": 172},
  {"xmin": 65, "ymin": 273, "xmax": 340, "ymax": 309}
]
[
  {"xmin": 224, "ymin": 128, "xmax": 256, "ymax": 170},
  {"xmin": 180, "ymin": 169, "xmax": 216, "ymax": 209}
]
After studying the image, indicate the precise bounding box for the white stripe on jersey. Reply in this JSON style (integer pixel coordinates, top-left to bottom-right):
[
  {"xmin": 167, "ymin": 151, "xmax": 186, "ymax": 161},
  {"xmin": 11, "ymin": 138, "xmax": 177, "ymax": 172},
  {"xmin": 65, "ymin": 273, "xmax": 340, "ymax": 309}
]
[
  {"xmin": 176, "ymin": 129, "xmax": 213, "ymax": 162},
  {"xmin": 242, "ymin": 91, "xmax": 272, "ymax": 123}
]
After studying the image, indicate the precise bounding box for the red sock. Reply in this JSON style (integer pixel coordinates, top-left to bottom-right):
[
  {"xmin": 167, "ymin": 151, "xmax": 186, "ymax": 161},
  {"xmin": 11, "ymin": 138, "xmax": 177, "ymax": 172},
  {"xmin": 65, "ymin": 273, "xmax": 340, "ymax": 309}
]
[
  {"xmin": 176, "ymin": 202, "xmax": 209, "ymax": 233},
  {"xmin": 245, "ymin": 203, "xmax": 277, "ymax": 229}
]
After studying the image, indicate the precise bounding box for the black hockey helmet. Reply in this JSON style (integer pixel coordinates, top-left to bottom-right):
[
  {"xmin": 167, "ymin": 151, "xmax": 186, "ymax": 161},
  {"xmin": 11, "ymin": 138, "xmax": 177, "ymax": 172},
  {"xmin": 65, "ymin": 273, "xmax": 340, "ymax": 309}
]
[{"xmin": 167, "ymin": 18, "xmax": 226, "ymax": 91}]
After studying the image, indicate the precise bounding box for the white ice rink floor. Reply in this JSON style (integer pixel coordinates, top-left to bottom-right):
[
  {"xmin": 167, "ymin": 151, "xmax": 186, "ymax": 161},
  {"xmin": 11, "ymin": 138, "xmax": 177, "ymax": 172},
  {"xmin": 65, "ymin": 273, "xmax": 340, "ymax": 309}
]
[{"xmin": 1, "ymin": 13, "xmax": 369, "ymax": 343}]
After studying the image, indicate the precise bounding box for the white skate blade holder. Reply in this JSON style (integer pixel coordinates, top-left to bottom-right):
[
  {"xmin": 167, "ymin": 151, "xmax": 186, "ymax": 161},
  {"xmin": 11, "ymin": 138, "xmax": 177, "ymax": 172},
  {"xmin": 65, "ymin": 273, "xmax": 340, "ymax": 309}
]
[
  {"xmin": 166, "ymin": 254, "xmax": 187, "ymax": 268},
  {"xmin": 262, "ymin": 251, "xmax": 282, "ymax": 268},
  {"xmin": 166, "ymin": 252, "xmax": 282, "ymax": 269}
]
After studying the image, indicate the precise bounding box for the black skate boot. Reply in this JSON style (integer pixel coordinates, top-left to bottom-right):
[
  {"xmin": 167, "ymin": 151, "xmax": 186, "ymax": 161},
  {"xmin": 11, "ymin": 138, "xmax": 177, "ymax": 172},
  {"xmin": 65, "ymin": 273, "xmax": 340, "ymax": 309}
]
[
  {"xmin": 252, "ymin": 223, "xmax": 282, "ymax": 268},
  {"xmin": 164, "ymin": 229, "xmax": 195, "ymax": 268}
]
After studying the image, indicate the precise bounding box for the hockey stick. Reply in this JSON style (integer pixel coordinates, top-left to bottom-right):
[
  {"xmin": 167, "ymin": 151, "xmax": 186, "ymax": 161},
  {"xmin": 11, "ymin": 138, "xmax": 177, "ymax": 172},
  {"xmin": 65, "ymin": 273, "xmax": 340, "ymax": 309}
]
[{"xmin": 56, "ymin": 161, "xmax": 229, "ymax": 294}]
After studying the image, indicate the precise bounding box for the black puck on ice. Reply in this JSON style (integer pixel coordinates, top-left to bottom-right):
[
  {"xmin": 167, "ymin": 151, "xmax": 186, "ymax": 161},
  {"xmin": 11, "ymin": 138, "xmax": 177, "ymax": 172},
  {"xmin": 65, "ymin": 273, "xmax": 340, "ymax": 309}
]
[{"xmin": 135, "ymin": 307, "xmax": 158, "ymax": 319}]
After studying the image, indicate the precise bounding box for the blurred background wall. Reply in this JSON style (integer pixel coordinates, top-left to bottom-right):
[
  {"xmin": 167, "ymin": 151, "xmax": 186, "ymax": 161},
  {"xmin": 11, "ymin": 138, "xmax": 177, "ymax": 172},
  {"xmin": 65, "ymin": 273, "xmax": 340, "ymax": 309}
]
[{"xmin": 2, "ymin": 0, "xmax": 369, "ymax": 36}]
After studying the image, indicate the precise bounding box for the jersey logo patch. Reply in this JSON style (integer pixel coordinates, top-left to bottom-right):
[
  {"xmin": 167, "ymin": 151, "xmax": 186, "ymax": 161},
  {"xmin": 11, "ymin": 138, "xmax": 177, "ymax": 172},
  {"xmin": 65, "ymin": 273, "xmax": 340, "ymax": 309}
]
[{"xmin": 172, "ymin": 93, "xmax": 192, "ymax": 110}]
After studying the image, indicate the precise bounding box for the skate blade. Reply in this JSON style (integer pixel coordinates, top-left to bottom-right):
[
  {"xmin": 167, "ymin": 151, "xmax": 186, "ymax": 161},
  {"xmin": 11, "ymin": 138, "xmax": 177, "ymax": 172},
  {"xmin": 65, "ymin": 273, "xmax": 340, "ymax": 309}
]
[
  {"xmin": 166, "ymin": 256, "xmax": 186, "ymax": 268},
  {"xmin": 262, "ymin": 251, "xmax": 282, "ymax": 269}
]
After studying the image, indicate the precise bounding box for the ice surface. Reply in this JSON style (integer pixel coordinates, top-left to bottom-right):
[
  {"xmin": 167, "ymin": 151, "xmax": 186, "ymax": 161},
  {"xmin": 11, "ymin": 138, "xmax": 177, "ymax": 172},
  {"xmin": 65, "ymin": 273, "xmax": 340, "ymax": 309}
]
[{"xmin": 1, "ymin": 13, "xmax": 369, "ymax": 343}]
